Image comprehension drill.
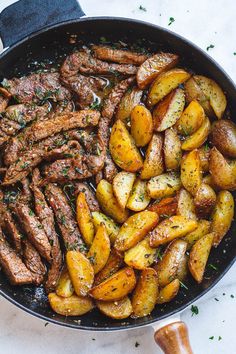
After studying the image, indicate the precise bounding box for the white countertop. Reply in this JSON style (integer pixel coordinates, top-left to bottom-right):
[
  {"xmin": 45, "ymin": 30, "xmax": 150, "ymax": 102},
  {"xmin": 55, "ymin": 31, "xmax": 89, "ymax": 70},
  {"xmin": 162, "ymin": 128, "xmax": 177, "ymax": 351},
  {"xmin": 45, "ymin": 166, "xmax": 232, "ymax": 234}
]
[{"xmin": 0, "ymin": 1, "xmax": 236, "ymax": 353}]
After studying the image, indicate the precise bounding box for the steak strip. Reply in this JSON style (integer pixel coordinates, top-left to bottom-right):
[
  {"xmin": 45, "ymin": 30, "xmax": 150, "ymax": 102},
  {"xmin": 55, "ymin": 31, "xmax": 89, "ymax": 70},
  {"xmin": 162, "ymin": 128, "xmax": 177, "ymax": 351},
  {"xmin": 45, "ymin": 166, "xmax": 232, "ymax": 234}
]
[
  {"xmin": 22, "ymin": 239, "xmax": 46, "ymax": 285},
  {"xmin": 92, "ymin": 46, "xmax": 148, "ymax": 65},
  {"xmin": 74, "ymin": 182, "xmax": 100, "ymax": 212}
]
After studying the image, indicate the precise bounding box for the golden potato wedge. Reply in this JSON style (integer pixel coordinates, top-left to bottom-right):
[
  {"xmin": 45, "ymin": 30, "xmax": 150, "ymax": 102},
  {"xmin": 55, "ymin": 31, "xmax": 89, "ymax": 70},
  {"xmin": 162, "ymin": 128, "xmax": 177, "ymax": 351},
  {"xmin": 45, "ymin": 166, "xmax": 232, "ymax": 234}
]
[
  {"xmin": 140, "ymin": 133, "xmax": 164, "ymax": 179},
  {"xmin": 177, "ymin": 188, "xmax": 197, "ymax": 220},
  {"xmin": 175, "ymin": 100, "xmax": 205, "ymax": 135},
  {"xmin": 154, "ymin": 239, "xmax": 188, "ymax": 287},
  {"xmin": 182, "ymin": 219, "xmax": 211, "ymax": 250},
  {"xmin": 66, "ymin": 250, "xmax": 94, "ymax": 297},
  {"xmin": 176, "ymin": 254, "xmax": 188, "ymax": 281},
  {"xmin": 150, "ymin": 215, "xmax": 198, "ymax": 247},
  {"xmin": 56, "ymin": 267, "xmax": 74, "ymax": 298},
  {"xmin": 181, "ymin": 117, "xmax": 211, "ymax": 151},
  {"xmin": 156, "ymin": 279, "xmax": 180, "ymax": 304},
  {"xmin": 94, "ymin": 249, "xmax": 123, "ymax": 285},
  {"xmin": 188, "ymin": 232, "xmax": 214, "ymax": 283},
  {"xmin": 87, "ymin": 224, "xmax": 111, "ymax": 274},
  {"xmin": 114, "ymin": 211, "xmax": 158, "ymax": 251},
  {"xmin": 181, "ymin": 150, "xmax": 202, "ymax": 195},
  {"xmin": 184, "ymin": 77, "xmax": 214, "ymax": 117},
  {"xmin": 96, "ymin": 297, "xmax": 133, "ymax": 319},
  {"xmin": 194, "ymin": 183, "xmax": 216, "ymax": 217},
  {"xmin": 76, "ymin": 192, "xmax": 94, "ymax": 246},
  {"xmin": 148, "ymin": 196, "xmax": 178, "ymax": 217},
  {"xmin": 113, "ymin": 172, "xmax": 136, "ymax": 209},
  {"xmin": 209, "ymin": 147, "xmax": 236, "ymax": 190},
  {"xmin": 96, "ymin": 179, "xmax": 129, "ymax": 223},
  {"xmin": 147, "ymin": 68, "xmax": 190, "ymax": 107},
  {"xmin": 152, "ymin": 88, "xmax": 185, "ymax": 132},
  {"xmin": 124, "ymin": 236, "xmax": 157, "ymax": 269},
  {"xmin": 210, "ymin": 120, "xmax": 236, "ymax": 158},
  {"xmin": 164, "ymin": 128, "xmax": 182, "ymax": 171},
  {"xmin": 199, "ymin": 146, "xmax": 210, "ymax": 173},
  {"xmin": 137, "ymin": 52, "xmax": 179, "ymax": 89},
  {"xmin": 89, "ymin": 267, "xmax": 136, "ymax": 301},
  {"xmin": 202, "ymin": 174, "xmax": 219, "ymax": 191},
  {"xmin": 194, "ymin": 75, "xmax": 227, "ymax": 119},
  {"xmin": 48, "ymin": 293, "xmax": 94, "ymax": 316},
  {"xmin": 147, "ymin": 172, "xmax": 181, "ymax": 199},
  {"xmin": 211, "ymin": 191, "xmax": 234, "ymax": 247},
  {"xmin": 116, "ymin": 87, "xmax": 143, "ymax": 124},
  {"xmin": 130, "ymin": 105, "xmax": 153, "ymax": 147},
  {"xmin": 92, "ymin": 211, "xmax": 120, "ymax": 244},
  {"xmin": 109, "ymin": 120, "xmax": 143, "ymax": 172},
  {"xmin": 126, "ymin": 178, "xmax": 150, "ymax": 211},
  {"xmin": 131, "ymin": 268, "xmax": 158, "ymax": 318}
]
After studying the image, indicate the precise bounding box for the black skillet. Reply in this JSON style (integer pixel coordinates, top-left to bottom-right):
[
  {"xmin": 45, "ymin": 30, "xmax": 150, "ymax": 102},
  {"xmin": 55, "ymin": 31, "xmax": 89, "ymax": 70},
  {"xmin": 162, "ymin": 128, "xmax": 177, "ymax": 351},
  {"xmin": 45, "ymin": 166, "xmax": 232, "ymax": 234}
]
[{"xmin": 0, "ymin": 1, "xmax": 236, "ymax": 352}]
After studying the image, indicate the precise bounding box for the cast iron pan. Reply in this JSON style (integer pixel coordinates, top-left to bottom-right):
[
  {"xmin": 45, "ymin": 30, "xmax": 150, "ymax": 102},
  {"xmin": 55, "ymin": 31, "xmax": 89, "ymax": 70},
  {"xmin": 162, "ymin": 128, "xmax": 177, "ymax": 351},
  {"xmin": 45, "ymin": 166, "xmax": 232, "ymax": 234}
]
[{"xmin": 0, "ymin": 1, "xmax": 235, "ymax": 352}]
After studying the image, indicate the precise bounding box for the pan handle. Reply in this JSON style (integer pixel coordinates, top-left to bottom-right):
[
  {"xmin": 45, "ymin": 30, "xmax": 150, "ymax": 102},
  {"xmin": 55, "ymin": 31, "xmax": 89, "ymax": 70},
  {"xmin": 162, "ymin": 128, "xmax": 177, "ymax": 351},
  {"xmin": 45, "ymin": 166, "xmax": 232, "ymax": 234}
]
[
  {"xmin": 152, "ymin": 319, "xmax": 193, "ymax": 354},
  {"xmin": 0, "ymin": 0, "xmax": 85, "ymax": 49}
]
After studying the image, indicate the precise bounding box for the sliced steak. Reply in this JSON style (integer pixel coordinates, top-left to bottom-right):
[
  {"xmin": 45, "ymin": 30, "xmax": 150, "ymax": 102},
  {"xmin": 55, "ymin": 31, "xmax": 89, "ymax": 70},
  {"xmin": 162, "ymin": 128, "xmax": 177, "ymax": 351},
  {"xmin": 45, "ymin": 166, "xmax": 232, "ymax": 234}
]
[
  {"xmin": 0, "ymin": 228, "xmax": 33, "ymax": 285},
  {"xmin": 22, "ymin": 239, "xmax": 46, "ymax": 285},
  {"xmin": 74, "ymin": 182, "xmax": 100, "ymax": 212},
  {"xmin": 92, "ymin": 46, "xmax": 148, "ymax": 65}
]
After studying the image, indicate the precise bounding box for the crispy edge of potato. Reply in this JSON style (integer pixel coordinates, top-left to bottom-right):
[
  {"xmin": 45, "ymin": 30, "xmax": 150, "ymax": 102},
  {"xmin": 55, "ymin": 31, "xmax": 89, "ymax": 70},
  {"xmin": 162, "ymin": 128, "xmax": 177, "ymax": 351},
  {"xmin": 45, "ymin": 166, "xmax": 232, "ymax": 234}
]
[
  {"xmin": 180, "ymin": 149, "xmax": 202, "ymax": 196},
  {"xmin": 175, "ymin": 100, "xmax": 205, "ymax": 135},
  {"xmin": 76, "ymin": 192, "xmax": 95, "ymax": 246},
  {"xmin": 140, "ymin": 133, "xmax": 164, "ymax": 179},
  {"xmin": 181, "ymin": 116, "xmax": 211, "ymax": 151},
  {"xmin": 113, "ymin": 171, "xmax": 136, "ymax": 209},
  {"xmin": 56, "ymin": 267, "xmax": 74, "ymax": 298},
  {"xmin": 147, "ymin": 172, "xmax": 182, "ymax": 199},
  {"xmin": 130, "ymin": 105, "xmax": 153, "ymax": 147},
  {"xmin": 177, "ymin": 188, "xmax": 197, "ymax": 220},
  {"xmin": 126, "ymin": 178, "xmax": 151, "ymax": 211},
  {"xmin": 94, "ymin": 249, "xmax": 124, "ymax": 285},
  {"xmin": 199, "ymin": 146, "xmax": 210, "ymax": 173},
  {"xmin": 147, "ymin": 196, "xmax": 178, "ymax": 217},
  {"xmin": 182, "ymin": 219, "xmax": 211, "ymax": 250},
  {"xmin": 96, "ymin": 296, "xmax": 133, "ymax": 319},
  {"xmin": 116, "ymin": 87, "xmax": 143, "ymax": 124},
  {"xmin": 92, "ymin": 211, "xmax": 120, "ymax": 244},
  {"xmin": 48, "ymin": 293, "xmax": 94, "ymax": 316},
  {"xmin": 124, "ymin": 236, "xmax": 157, "ymax": 269},
  {"xmin": 188, "ymin": 232, "xmax": 214, "ymax": 283},
  {"xmin": 194, "ymin": 183, "xmax": 216, "ymax": 217},
  {"xmin": 164, "ymin": 128, "xmax": 182, "ymax": 171},
  {"xmin": 156, "ymin": 279, "xmax": 180, "ymax": 304}
]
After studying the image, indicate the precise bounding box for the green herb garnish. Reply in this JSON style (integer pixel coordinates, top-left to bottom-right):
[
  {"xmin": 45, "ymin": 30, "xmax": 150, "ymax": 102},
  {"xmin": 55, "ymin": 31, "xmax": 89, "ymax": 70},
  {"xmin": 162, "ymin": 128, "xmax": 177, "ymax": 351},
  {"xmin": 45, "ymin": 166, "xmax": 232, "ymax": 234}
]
[
  {"xmin": 206, "ymin": 44, "xmax": 215, "ymax": 51},
  {"xmin": 191, "ymin": 305, "xmax": 199, "ymax": 316},
  {"xmin": 168, "ymin": 17, "xmax": 175, "ymax": 26},
  {"xmin": 139, "ymin": 5, "xmax": 147, "ymax": 11}
]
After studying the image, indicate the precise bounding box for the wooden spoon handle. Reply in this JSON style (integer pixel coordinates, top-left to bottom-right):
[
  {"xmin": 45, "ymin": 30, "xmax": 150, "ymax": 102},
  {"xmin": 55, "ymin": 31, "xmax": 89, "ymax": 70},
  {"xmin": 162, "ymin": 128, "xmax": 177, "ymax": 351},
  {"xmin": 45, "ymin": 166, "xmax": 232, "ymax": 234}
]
[{"xmin": 154, "ymin": 321, "xmax": 193, "ymax": 354}]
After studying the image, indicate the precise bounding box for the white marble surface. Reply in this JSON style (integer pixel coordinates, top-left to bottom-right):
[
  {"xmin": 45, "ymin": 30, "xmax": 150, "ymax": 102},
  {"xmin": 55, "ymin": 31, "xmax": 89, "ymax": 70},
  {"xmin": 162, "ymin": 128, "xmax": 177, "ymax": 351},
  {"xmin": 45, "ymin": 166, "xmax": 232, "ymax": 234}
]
[{"xmin": 0, "ymin": 0, "xmax": 236, "ymax": 353}]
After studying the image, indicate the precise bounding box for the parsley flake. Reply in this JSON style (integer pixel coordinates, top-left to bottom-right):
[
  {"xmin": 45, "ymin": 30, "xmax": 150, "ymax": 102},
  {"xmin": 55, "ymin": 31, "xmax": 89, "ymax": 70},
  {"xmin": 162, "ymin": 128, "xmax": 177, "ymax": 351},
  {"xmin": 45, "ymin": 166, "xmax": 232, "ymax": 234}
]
[
  {"xmin": 168, "ymin": 17, "xmax": 175, "ymax": 26},
  {"xmin": 191, "ymin": 305, "xmax": 199, "ymax": 316},
  {"xmin": 139, "ymin": 5, "xmax": 147, "ymax": 12},
  {"xmin": 206, "ymin": 44, "xmax": 215, "ymax": 51},
  {"xmin": 135, "ymin": 342, "xmax": 140, "ymax": 347}
]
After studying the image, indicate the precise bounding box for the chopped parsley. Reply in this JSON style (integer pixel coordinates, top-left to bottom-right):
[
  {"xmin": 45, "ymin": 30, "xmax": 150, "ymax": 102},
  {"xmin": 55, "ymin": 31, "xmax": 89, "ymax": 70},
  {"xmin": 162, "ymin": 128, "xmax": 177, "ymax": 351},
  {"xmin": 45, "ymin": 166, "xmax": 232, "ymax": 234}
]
[
  {"xmin": 44, "ymin": 322, "xmax": 49, "ymax": 327},
  {"xmin": 168, "ymin": 17, "xmax": 175, "ymax": 26},
  {"xmin": 28, "ymin": 210, "xmax": 35, "ymax": 216},
  {"xmin": 204, "ymin": 143, "xmax": 210, "ymax": 151},
  {"xmin": 179, "ymin": 280, "xmax": 188, "ymax": 290},
  {"xmin": 234, "ymin": 52, "xmax": 236, "ymax": 55},
  {"xmin": 209, "ymin": 336, "xmax": 214, "ymax": 340},
  {"xmin": 139, "ymin": 5, "xmax": 147, "ymax": 11},
  {"xmin": 208, "ymin": 263, "xmax": 218, "ymax": 271},
  {"xmin": 231, "ymin": 294, "xmax": 235, "ymax": 298},
  {"xmin": 206, "ymin": 44, "xmax": 215, "ymax": 51},
  {"xmin": 218, "ymin": 336, "xmax": 222, "ymax": 341},
  {"xmin": 191, "ymin": 305, "xmax": 199, "ymax": 316},
  {"xmin": 62, "ymin": 167, "xmax": 70, "ymax": 176},
  {"xmin": 90, "ymin": 97, "xmax": 101, "ymax": 110},
  {"xmin": 135, "ymin": 342, "xmax": 140, "ymax": 347},
  {"xmin": 100, "ymin": 36, "xmax": 108, "ymax": 43}
]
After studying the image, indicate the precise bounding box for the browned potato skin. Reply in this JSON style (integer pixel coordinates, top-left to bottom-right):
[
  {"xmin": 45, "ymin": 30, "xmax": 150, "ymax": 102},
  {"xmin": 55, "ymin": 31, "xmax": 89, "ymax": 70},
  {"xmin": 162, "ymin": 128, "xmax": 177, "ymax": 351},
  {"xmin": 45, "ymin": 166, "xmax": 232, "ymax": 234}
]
[
  {"xmin": 194, "ymin": 183, "xmax": 216, "ymax": 217},
  {"xmin": 154, "ymin": 239, "xmax": 188, "ymax": 287},
  {"xmin": 116, "ymin": 87, "xmax": 143, "ymax": 124},
  {"xmin": 210, "ymin": 120, "xmax": 236, "ymax": 158},
  {"xmin": 131, "ymin": 268, "xmax": 159, "ymax": 318},
  {"xmin": 164, "ymin": 129, "xmax": 182, "ymax": 171},
  {"xmin": 199, "ymin": 146, "xmax": 210, "ymax": 173},
  {"xmin": 89, "ymin": 267, "xmax": 136, "ymax": 301},
  {"xmin": 96, "ymin": 297, "xmax": 133, "ymax": 319},
  {"xmin": 94, "ymin": 249, "xmax": 123, "ymax": 285},
  {"xmin": 188, "ymin": 232, "xmax": 214, "ymax": 283},
  {"xmin": 136, "ymin": 52, "xmax": 179, "ymax": 89},
  {"xmin": 156, "ymin": 279, "xmax": 180, "ymax": 304},
  {"xmin": 140, "ymin": 133, "xmax": 164, "ymax": 179},
  {"xmin": 181, "ymin": 149, "xmax": 202, "ymax": 196},
  {"xmin": 147, "ymin": 196, "xmax": 178, "ymax": 217},
  {"xmin": 48, "ymin": 293, "xmax": 94, "ymax": 316},
  {"xmin": 130, "ymin": 105, "xmax": 153, "ymax": 147}
]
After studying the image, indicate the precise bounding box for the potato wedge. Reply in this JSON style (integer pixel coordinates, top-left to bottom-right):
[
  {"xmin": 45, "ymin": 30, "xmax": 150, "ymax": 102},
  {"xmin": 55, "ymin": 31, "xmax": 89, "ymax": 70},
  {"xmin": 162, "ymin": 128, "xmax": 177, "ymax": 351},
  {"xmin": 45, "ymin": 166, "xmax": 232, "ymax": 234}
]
[
  {"xmin": 182, "ymin": 219, "xmax": 211, "ymax": 250},
  {"xmin": 96, "ymin": 179, "xmax": 129, "ymax": 223},
  {"xmin": 154, "ymin": 239, "xmax": 188, "ymax": 287},
  {"xmin": 152, "ymin": 88, "xmax": 185, "ymax": 131},
  {"xmin": 176, "ymin": 254, "xmax": 188, "ymax": 281},
  {"xmin": 189, "ymin": 232, "xmax": 214, "ymax": 283},
  {"xmin": 126, "ymin": 178, "xmax": 150, "ymax": 211},
  {"xmin": 211, "ymin": 191, "xmax": 234, "ymax": 247},
  {"xmin": 194, "ymin": 183, "xmax": 216, "ymax": 217},
  {"xmin": 147, "ymin": 172, "xmax": 181, "ymax": 199},
  {"xmin": 210, "ymin": 120, "xmax": 236, "ymax": 158},
  {"xmin": 92, "ymin": 211, "xmax": 120, "ymax": 244},
  {"xmin": 48, "ymin": 293, "xmax": 94, "ymax": 316},
  {"xmin": 175, "ymin": 100, "xmax": 205, "ymax": 135},
  {"xmin": 66, "ymin": 250, "xmax": 94, "ymax": 296},
  {"xmin": 199, "ymin": 146, "xmax": 210, "ymax": 172},
  {"xmin": 76, "ymin": 192, "xmax": 94, "ymax": 246},
  {"xmin": 140, "ymin": 133, "xmax": 164, "ymax": 179},
  {"xmin": 130, "ymin": 105, "xmax": 153, "ymax": 147},
  {"xmin": 113, "ymin": 172, "xmax": 136, "ymax": 209},
  {"xmin": 131, "ymin": 268, "xmax": 158, "ymax": 318},
  {"xmin": 97, "ymin": 297, "xmax": 133, "ymax": 319},
  {"xmin": 181, "ymin": 150, "xmax": 202, "ymax": 195},
  {"xmin": 56, "ymin": 267, "xmax": 74, "ymax": 298},
  {"xmin": 150, "ymin": 215, "xmax": 198, "ymax": 247},
  {"xmin": 109, "ymin": 120, "xmax": 143, "ymax": 172},
  {"xmin": 94, "ymin": 249, "xmax": 124, "ymax": 285},
  {"xmin": 148, "ymin": 196, "xmax": 178, "ymax": 217},
  {"xmin": 177, "ymin": 188, "xmax": 197, "ymax": 220},
  {"xmin": 137, "ymin": 52, "xmax": 179, "ymax": 89},
  {"xmin": 116, "ymin": 87, "xmax": 143, "ymax": 124},
  {"xmin": 181, "ymin": 117, "xmax": 211, "ymax": 151},
  {"xmin": 89, "ymin": 267, "xmax": 136, "ymax": 301},
  {"xmin": 124, "ymin": 236, "xmax": 157, "ymax": 269},
  {"xmin": 194, "ymin": 75, "xmax": 227, "ymax": 119},
  {"xmin": 202, "ymin": 174, "xmax": 219, "ymax": 191},
  {"xmin": 164, "ymin": 129, "xmax": 182, "ymax": 171},
  {"xmin": 114, "ymin": 211, "xmax": 158, "ymax": 251},
  {"xmin": 156, "ymin": 279, "xmax": 180, "ymax": 304},
  {"xmin": 209, "ymin": 147, "xmax": 236, "ymax": 190},
  {"xmin": 87, "ymin": 224, "xmax": 110, "ymax": 274}
]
